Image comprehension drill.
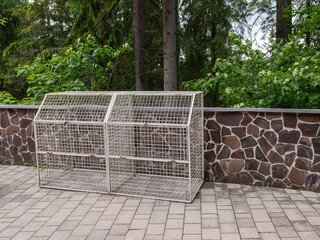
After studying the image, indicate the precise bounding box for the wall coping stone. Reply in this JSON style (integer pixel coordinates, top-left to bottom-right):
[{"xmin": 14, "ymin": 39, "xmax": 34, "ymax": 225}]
[{"xmin": 1, "ymin": 105, "xmax": 319, "ymax": 114}]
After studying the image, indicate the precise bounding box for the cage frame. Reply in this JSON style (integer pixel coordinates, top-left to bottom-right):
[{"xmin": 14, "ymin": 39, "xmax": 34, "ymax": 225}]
[{"xmin": 35, "ymin": 91, "xmax": 204, "ymax": 203}]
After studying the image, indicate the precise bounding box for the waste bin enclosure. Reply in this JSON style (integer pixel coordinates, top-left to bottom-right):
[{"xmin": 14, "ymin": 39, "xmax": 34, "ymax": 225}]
[
  {"xmin": 34, "ymin": 92, "xmax": 113, "ymax": 193},
  {"xmin": 107, "ymin": 92, "xmax": 204, "ymax": 202}
]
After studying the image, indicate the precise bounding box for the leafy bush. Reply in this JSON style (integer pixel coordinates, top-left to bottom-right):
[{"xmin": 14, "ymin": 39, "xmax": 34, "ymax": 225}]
[
  {"xmin": 183, "ymin": 32, "xmax": 320, "ymax": 108},
  {"xmin": 16, "ymin": 34, "xmax": 131, "ymax": 104},
  {"xmin": 0, "ymin": 91, "xmax": 19, "ymax": 104}
]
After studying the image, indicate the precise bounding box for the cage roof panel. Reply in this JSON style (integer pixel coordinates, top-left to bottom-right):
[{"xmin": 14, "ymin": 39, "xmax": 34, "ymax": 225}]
[{"xmin": 35, "ymin": 92, "xmax": 113, "ymax": 122}]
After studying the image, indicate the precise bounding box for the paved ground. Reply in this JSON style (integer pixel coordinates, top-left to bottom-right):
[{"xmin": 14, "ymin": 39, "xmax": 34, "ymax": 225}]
[{"xmin": 0, "ymin": 166, "xmax": 320, "ymax": 240}]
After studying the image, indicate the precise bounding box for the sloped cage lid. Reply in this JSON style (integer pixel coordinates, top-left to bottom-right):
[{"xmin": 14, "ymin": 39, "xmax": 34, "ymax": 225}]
[
  {"xmin": 35, "ymin": 92, "xmax": 114, "ymax": 122},
  {"xmin": 108, "ymin": 91, "xmax": 202, "ymax": 125}
]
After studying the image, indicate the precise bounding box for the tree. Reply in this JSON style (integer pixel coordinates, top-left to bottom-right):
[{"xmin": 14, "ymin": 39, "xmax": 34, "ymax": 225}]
[
  {"xmin": 163, "ymin": 0, "xmax": 177, "ymax": 91},
  {"xmin": 276, "ymin": 0, "xmax": 292, "ymax": 41},
  {"xmin": 133, "ymin": 0, "xmax": 146, "ymax": 91}
]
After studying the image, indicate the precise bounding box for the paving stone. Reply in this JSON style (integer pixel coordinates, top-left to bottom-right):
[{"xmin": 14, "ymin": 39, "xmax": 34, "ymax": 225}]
[
  {"xmin": 183, "ymin": 224, "xmax": 201, "ymax": 234},
  {"xmin": 165, "ymin": 218, "xmax": 183, "ymax": 229},
  {"xmin": 221, "ymin": 233, "xmax": 241, "ymax": 240},
  {"xmin": 202, "ymin": 228, "xmax": 220, "ymax": 239},
  {"xmin": 256, "ymin": 222, "xmax": 276, "ymax": 232},
  {"xmin": 259, "ymin": 232, "xmax": 280, "ymax": 240},
  {"xmin": 239, "ymin": 228, "xmax": 260, "ymax": 238},
  {"xmin": 276, "ymin": 227, "xmax": 299, "ymax": 238},
  {"xmin": 11, "ymin": 231, "xmax": 34, "ymax": 240},
  {"xmin": 220, "ymin": 223, "xmax": 238, "ymax": 233},
  {"xmin": 163, "ymin": 229, "xmax": 182, "ymax": 240},
  {"xmin": 71, "ymin": 225, "xmax": 94, "ymax": 236},
  {"xmin": 108, "ymin": 224, "xmax": 130, "ymax": 236},
  {"xmin": 48, "ymin": 230, "xmax": 72, "ymax": 240}
]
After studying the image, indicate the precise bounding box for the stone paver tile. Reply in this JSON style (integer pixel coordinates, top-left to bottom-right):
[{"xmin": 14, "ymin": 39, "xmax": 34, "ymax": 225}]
[
  {"xmin": 163, "ymin": 229, "xmax": 182, "ymax": 240},
  {"xmin": 0, "ymin": 226, "xmax": 22, "ymax": 238},
  {"xmin": 276, "ymin": 227, "xmax": 299, "ymax": 238},
  {"xmin": 169, "ymin": 202, "xmax": 185, "ymax": 215},
  {"xmin": 259, "ymin": 232, "xmax": 280, "ymax": 240},
  {"xmin": 239, "ymin": 228, "xmax": 259, "ymax": 238},
  {"xmin": 136, "ymin": 203, "xmax": 154, "ymax": 215},
  {"xmin": 80, "ymin": 211, "xmax": 102, "ymax": 225},
  {"xmin": 149, "ymin": 211, "xmax": 168, "ymax": 224},
  {"xmin": 220, "ymin": 223, "xmax": 238, "ymax": 233},
  {"xmin": 271, "ymin": 217, "xmax": 292, "ymax": 227},
  {"xmin": 71, "ymin": 225, "xmax": 93, "ymax": 236},
  {"xmin": 218, "ymin": 210, "xmax": 236, "ymax": 223},
  {"xmin": 236, "ymin": 217, "xmax": 256, "ymax": 228},
  {"xmin": 57, "ymin": 220, "xmax": 79, "ymax": 231},
  {"xmin": 202, "ymin": 202, "xmax": 217, "ymax": 214},
  {"xmin": 183, "ymin": 223, "xmax": 201, "ymax": 235},
  {"xmin": 93, "ymin": 219, "xmax": 114, "ymax": 230},
  {"xmin": 34, "ymin": 225, "xmax": 58, "ymax": 237},
  {"xmin": 291, "ymin": 220, "xmax": 314, "ymax": 231},
  {"xmin": 202, "ymin": 228, "xmax": 220, "ymax": 239},
  {"xmin": 108, "ymin": 224, "xmax": 130, "ymax": 236},
  {"xmin": 182, "ymin": 235, "xmax": 201, "ymax": 240},
  {"xmin": 143, "ymin": 234, "xmax": 163, "ymax": 240},
  {"xmin": 202, "ymin": 218, "xmax": 219, "ymax": 229},
  {"xmin": 21, "ymin": 221, "xmax": 45, "ymax": 232},
  {"xmin": 146, "ymin": 224, "xmax": 165, "ymax": 235},
  {"xmin": 251, "ymin": 209, "xmax": 271, "ymax": 222},
  {"xmin": 298, "ymin": 231, "xmax": 320, "ymax": 240},
  {"xmin": 256, "ymin": 222, "xmax": 276, "ymax": 233},
  {"xmin": 11, "ymin": 231, "xmax": 34, "ymax": 240},
  {"xmin": 246, "ymin": 198, "xmax": 262, "ymax": 205},
  {"xmin": 166, "ymin": 218, "xmax": 183, "ymax": 229},
  {"xmin": 184, "ymin": 210, "xmax": 201, "ymax": 223},
  {"xmin": 86, "ymin": 229, "xmax": 109, "ymax": 240},
  {"xmin": 233, "ymin": 201, "xmax": 250, "ymax": 213},
  {"xmin": 129, "ymin": 219, "xmax": 149, "ymax": 230},
  {"xmin": 103, "ymin": 203, "xmax": 123, "ymax": 216},
  {"xmin": 48, "ymin": 230, "xmax": 72, "ymax": 240},
  {"xmin": 283, "ymin": 208, "xmax": 306, "ymax": 221},
  {"xmin": 221, "ymin": 233, "xmax": 241, "ymax": 240},
  {"xmin": 124, "ymin": 230, "xmax": 145, "ymax": 240},
  {"xmin": 67, "ymin": 235, "xmax": 87, "ymax": 240},
  {"xmin": 306, "ymin": 216, "xmax": 320, "ymax": 225}
]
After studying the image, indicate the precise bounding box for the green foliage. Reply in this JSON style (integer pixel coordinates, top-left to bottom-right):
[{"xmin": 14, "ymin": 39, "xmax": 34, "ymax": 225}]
[
  {"xmin": 16, "ymin": 35, "xmax": 131, "ymax": 104},
  {"xmin": 0, "ymin": 91, "xmax": 19, "ymax": 104},
  {"xmin": 183, "ymin": 32, "xmax": 320, "ymax": 108}
]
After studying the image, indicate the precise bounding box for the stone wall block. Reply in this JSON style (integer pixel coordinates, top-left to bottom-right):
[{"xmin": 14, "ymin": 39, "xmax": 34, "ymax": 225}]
[
  {"xmin": 298, "ymin": 114, "xmax": 320, "ymax": 122},
  {"xmin": 267, "ymin": 150, "xmax": 284, "ymax": 164},
  {"xmin": 206, "ymin": 120, "xmax": 221, "ymax": 130},
  {"xmin": 283, "ymin": 113, "xmax": 297, "ymax": 128},
  {"xmin": 245, "ymin": 159, "xmax": 259, "ymax": 170},
  {"xmin": 220, "ymin": 172, "xmax": 253, "ymax": 184},
  {"xmin": 288, "ymin": 168, "xmax": 308, "ymax": 185},
  {"xmin": 250, "ymin": 171, "xmax": 265, "ymax": 181},
  {"xmin": 295, "ymin": 158, "xmax": 312, "ymax": 171},
  {"xmin": 1, "ymin": 112, "xmax": 10, "ymax": 128},
  {"xmin": 258, "ymin": 137, "xmax": 272, "ymax": 155},
  {"xmin": 240, "ymin": 113, "xmax": 253, "ymax": 125},
  {"xmin": 275, "ymin": 143, "xmax": 295, "ymax": 155},
  {"xmin": 247, "ymin": 124, "xmax": 259, "ymax": 138},
  {"xmin": 253, "ymin": 117, "xmax": 270, "ymax": 129},
  {"xmin": 266, "ymin": 112, "xmax": 281, "ymax": 120},
  {"xmin": 20, "ymin": 118, "xmax": 33, "ymax": 129},
  {"xmin": 264, "ymin": 131, "xmax": 277, "ymax": 146},
  {"xmin": 272, "ymin": 164, "xmax": 289, "ymax": 179},
  {"xmin": 222, "ymin": 127, "xmax": 231, "ymax": 136},
  {"xmin": 6, "ymin": 125, "xmax": 19, "ymax": 135},
  {"xmin": 231, "ymin": 149, "xmax": 245, "ymax": 159},
  {"xmin": 313, "ymin": 155, "xmax": 320, "ymax": 165},
  {"xmin": 212, "ymin": 162, "xmax": 225, "ymax": 179},
  {"xmin": 259, "ymin": 162, "xmax": 271, "ymax": 176},
  {"xmin": 311, "ymin": 163, "xmax": 320, "ymax": 172},
  {"xmin": 231, "ymin": 127, "xmax": 246, "ymax": 138},
  {"xmin": 279, "ymin": 130, "xmax": 300, "ymax": 144},
  {"xmin": 312, "ymin": 138, "xmax": 320, "ymax": 154},
  {"xmin": 204, "ymin": 151, "xmax": 216, "ymax": 163},
  {"xmin": 10, "ymin": 114, "xmax": 19, "ymax": 125},
  {"xmin": 256, "ymin": 146, "xmax": 268, "ymax": 162},
  {"xmin": 245, "ymin": 148, "xmax": 254, "ymax": 158},
  {"xmin": 210, "ymin": 131, "xmax": 221, "ymax": 143},
  {"xmin": 271, "ymin": 119, "xmax": 283, "ymax": 132},
  {"xmin": 220, "ymin": 159, "xmax": 244, "ymax": 174},
  {"xmin": 241, "ymin": 136, "xmax": 257, "ymax": 148},
  {"xmin": 297, "ymin": 145, "xmax": 313, "ymax": 159},
  {"xmin": 298, "ymin": 123, "xmax": 319, "ymax": 137},
  {"xmin": 217, "ymin": 146, "xmax": 231, "ymax": 159},
  {"xmin": 216, "ymin": 112, "xmax": 242, "ymax": 126},
  {"xmin": 285, "ymin": 152, "xmax": 296, "ymax": 167},
  {"xmin": 222, "ymin": 136, "xmax": 240, "ymax": 150},
  {"xmin": 299, "ymin": 137, "xmax": 312, "ymax": 147},
  {"xmin": 204, "ymin": 129, "xmax": 210, "ymax": 142}
]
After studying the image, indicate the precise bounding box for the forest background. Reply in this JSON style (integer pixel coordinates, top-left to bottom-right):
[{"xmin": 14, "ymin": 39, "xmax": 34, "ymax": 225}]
[{"xmin": 0, "ymin": 0, "xmax": 319, "ymax": 108}]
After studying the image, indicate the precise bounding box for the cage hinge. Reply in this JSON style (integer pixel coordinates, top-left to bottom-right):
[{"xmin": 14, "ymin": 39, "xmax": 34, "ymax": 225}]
[
  {"xmin": 120, "ymin": 156, "xmax": 127, "ymax": 159},
  {"xmin": 88, "ymin": 154, "xmax": 96, "ymax": 158},
  {"xmin": 169, "ymin": 160, "xmax": 176, "ymax": 163}
]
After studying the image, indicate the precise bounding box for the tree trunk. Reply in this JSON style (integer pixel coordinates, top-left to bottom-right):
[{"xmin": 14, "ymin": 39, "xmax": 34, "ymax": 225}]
[
  {"xmin": 133, "ymin": 0, "xmax": 146, "ymax": 91},
  {"xmin": 276, "ymin": 0, "xmax": 292, "ymax": 41},
  {"xmin": 163, "ymin": 0, "xmax": 177, "ymax": 91},
  {"xmin": 306, "ymin": 0, "xmax": 311, "ymax": 46}
]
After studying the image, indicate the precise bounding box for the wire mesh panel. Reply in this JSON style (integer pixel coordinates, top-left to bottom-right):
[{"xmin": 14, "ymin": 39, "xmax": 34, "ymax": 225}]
[
  {"xmin": 35, "ymin": 92, "xmax": 113, "ymax": 193},
  {"xmin": 107, "ymin": 92, "xmax": 204, "ymax": 202}
]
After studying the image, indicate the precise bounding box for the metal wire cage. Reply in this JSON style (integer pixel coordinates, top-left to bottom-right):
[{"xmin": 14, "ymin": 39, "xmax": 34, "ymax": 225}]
[
  {"xmin": 34, "ymin": 92, "xmax": 114, "ymax": 193},
  {"xmin": 107, "ymin": 92, "xmax": 204, "ymax": 202}
]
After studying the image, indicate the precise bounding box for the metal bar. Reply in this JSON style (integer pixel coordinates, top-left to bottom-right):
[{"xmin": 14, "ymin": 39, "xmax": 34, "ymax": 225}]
[
  {"xmin": 108, "ymin": 122, "xmax": 188, "ymax": 128},
  {"xmin": 109, "ymin": 155, "xmax": 189, "ymax": 164},
  {"xmin": 34, "ymin": 120, "xmax": 105, "ymax": 125},
  {"xmin": 104, "ymin": 94, "xmax": 118, "ymax": 193},
  {"xmin": 37, "ymin": 151, "xmax": 105, "ymax": 158}
]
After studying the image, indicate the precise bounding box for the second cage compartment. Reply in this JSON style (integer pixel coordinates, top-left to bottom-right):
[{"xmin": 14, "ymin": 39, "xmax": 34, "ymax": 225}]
[{"xmin": 107, "ymin": 92, "xmax": 204, "ymax": 202}]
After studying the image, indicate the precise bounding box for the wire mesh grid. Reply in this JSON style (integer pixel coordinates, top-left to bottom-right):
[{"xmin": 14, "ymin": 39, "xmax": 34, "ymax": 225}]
[
  {"xmin": 109, "ymin": 158, "xmax": 190, "ymax": 201},
  {"xmin": 37, "ymin": 92, "xmax": 112, "ymax": 122},
  {"xmin": 35, "ymin": 92, "xmax": 112, "ymax": 193},
  {"xmin": 35, "ymin": 91, "xmax": 203, "ymax": 202},
  {"xmin": 107, "ymin": 92, "xmax": 204, "ymax": 202},
  {"xmin": 37, "ymin": 153, "xmax": 107, "ymax": 192},
  {"xmin": 108, "ymin": 94, "xmax": 193, "ymax": 125}
]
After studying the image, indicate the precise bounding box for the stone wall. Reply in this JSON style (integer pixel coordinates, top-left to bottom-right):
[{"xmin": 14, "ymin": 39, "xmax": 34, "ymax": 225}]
[
  {"xmin": 204, "ymin": 110, "xmax": 320, "ymax": 192},
  {"xmin": 0, "ymin": 107, "xmax": 38, "ymax": 165},
  {"xmin": 1, "ymin": 105, "xmax": 320, "ymax": 192}
]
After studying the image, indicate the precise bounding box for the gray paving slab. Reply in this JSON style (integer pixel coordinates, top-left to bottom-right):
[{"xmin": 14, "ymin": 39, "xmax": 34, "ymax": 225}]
[{"xmin": 0, "ymin": 165, "xmax": 320, "ymax": 239}]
